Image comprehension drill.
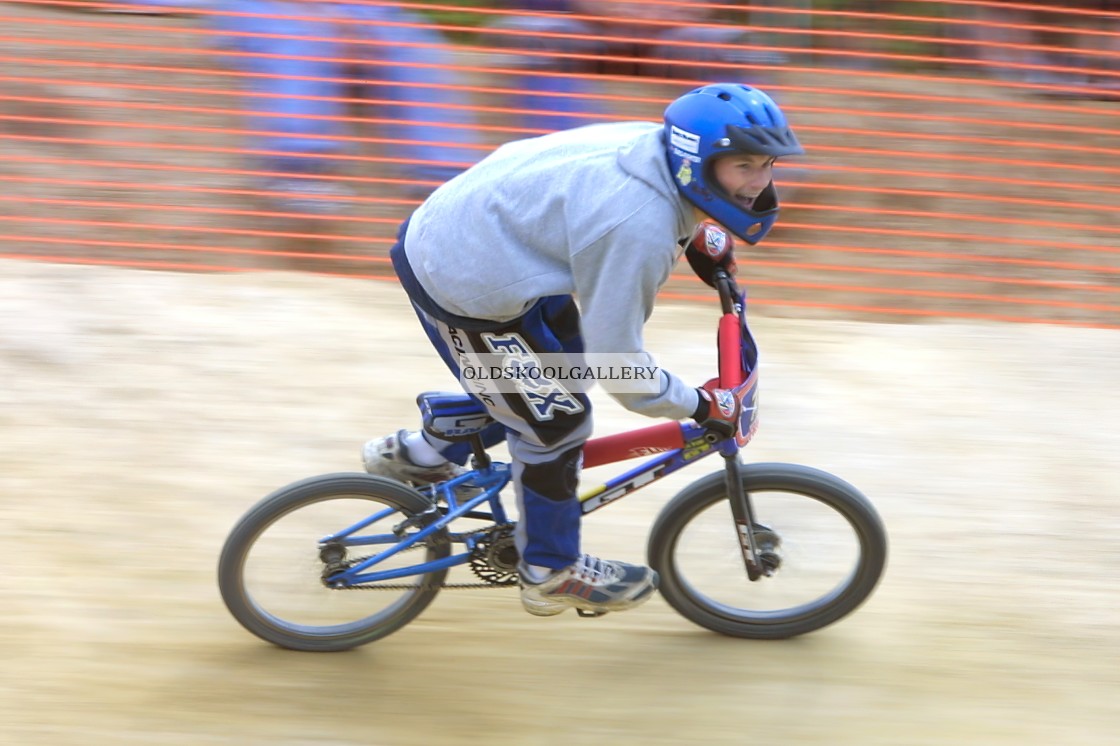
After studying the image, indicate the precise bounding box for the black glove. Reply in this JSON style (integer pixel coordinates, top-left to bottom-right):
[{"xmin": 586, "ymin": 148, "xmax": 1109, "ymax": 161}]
[
  {"xmin": 685, "ymin": 222, "xmax": 737, "ymax": 289},
  {"xmin": 693, "ymin": 386, "xmax": 741, "ymax": 439}
]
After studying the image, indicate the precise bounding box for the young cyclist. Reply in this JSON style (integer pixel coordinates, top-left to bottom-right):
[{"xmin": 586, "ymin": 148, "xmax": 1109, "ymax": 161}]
[{"xmin": 363, "ymin": 83, "xmax": 804, "ymax": 617}]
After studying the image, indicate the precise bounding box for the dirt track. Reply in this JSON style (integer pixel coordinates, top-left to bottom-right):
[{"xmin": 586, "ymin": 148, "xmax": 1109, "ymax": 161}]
[{"xmin": 1, "ymin": 258, "xmax": 1117, "ymax": 745}]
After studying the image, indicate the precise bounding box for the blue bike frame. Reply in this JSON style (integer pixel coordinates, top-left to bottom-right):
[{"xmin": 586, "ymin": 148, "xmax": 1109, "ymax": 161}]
[{"xmin": 322, "ymin": 270, "xmax": 760, "ymax": 588}]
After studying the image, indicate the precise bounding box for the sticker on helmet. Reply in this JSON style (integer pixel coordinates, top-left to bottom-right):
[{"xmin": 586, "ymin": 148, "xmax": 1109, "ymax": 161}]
[
  {"xmin": 670, "ymin": 125, "xmax": 700, "ymax": 155},
  {"xmin": 676, "ymin": 160, "xmax": 693, "ymax": 186}
]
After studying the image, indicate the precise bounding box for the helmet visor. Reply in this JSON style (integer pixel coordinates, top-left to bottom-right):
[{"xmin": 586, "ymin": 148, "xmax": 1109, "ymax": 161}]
[{"xmin": 724, "ymin": 124, "xmax": 805, "ymax": 159}]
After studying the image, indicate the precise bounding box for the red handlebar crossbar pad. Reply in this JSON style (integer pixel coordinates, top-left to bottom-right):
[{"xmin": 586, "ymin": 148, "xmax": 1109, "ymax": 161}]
[
  {"xmin": 718, "ymin": 312, "xmax": 744, "ymax": 388},
  {"xmin": 582, "ymin": 421, "xmax": 685, "ymax": 468}
]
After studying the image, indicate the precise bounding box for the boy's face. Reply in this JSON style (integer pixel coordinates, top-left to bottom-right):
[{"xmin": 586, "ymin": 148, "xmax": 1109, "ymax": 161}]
[{"xmin": 711, "ymin": 153, "xmax": 775, "ymax": 211}]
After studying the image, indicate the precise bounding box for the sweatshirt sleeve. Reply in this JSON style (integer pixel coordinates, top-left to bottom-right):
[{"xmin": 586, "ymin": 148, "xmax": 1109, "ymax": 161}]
[{"xmin": 570, "ymin": 211, "xmax": 702, "ymax": 421}]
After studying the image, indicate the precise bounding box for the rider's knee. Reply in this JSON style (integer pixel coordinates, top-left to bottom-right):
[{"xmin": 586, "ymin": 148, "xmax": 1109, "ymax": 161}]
[{"xmin": 521, "ymin": 444, "xmax": 584, "ymax": 501}]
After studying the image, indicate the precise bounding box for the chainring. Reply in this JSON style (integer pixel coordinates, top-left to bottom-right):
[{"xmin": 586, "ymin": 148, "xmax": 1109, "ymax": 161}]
[{"xmin": 468, "ymin": 523, "xmax": 520, "ymax": 587}]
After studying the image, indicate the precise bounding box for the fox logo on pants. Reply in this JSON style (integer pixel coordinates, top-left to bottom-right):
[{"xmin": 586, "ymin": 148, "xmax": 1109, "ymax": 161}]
[{"xmin": 483, "ymin": 333, "xmax": 585, "ymax": 421}]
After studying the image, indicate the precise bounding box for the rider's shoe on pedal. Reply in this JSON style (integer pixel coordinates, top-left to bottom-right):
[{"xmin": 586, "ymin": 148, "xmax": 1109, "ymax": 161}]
[
  {"xmin": 362, "ymin": 429, "xmax": 466, "ymax": 486},
  {"xmin": 519, "ymin": 553, "xmax": 659, "ymax": 617}
]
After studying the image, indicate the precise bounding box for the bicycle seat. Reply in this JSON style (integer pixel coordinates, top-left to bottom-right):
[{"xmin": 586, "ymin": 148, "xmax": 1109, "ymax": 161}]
[{"xmin": 417, "ymin": 391, "xmax": 495, "ymax": 441}]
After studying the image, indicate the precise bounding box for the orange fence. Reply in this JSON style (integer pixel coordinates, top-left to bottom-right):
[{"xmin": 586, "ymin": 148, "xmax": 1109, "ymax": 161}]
[{"xmin": 2, "ymin": 0, "xmax": 1118, "ymax": 328}]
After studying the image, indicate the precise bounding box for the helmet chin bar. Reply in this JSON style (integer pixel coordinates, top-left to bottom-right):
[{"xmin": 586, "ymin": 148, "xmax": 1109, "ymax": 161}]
[
  {"xmin": 739, "ymin": 211, "xmax": 778, "ymax": 245},
  {"xmin": 697, "ymin": 205, "xmax": 777, "ymax": 245},
  {"xmin": 702, "ymin": 173, "xmax": 781, "ymax": 244}
]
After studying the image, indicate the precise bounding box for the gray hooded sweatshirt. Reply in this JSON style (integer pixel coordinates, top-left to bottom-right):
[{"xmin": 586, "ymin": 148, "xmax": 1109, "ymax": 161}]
[{"xmin": 404, "ymin": 121, "xmax": 704, "ymax": 421}]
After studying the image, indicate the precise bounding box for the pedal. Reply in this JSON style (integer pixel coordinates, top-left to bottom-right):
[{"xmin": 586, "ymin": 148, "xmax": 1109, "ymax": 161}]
[{"xmin": 575, "ymin": 608, "xmax": 608, "ymax": 618}]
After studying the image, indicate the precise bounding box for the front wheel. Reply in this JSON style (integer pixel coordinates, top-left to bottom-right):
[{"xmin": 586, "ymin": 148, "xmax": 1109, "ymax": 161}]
[
  {"xmin": 218, "ymin": 473, "xmax": 450, "ymax": 652},
  {"xmin": 648, "ymin": 463, "xmax": 887, "ymax": 639}
]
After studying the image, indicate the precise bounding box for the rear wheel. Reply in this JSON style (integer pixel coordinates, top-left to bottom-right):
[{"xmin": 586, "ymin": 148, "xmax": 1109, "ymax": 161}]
[
  {"xmin": 648, "ymin": 463, "xmax": 887, "ymax": 639},
  {"xmin": 218, "ymin": 473, "xmax": 449, "ymax": 652}
]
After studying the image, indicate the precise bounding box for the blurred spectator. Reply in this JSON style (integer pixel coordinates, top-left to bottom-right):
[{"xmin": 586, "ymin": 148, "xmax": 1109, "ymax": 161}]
[
  {"xmin": 489, "ymin": 0, "xmax": 777, "ymax": 132},
  {"xmin": 812, "ymin": 1, "xmax": 891, "ymax": 70},
  {"xmin": 959, "ymin": 1, "xmax": 1120, "ymax": 93},
  {"xmin": 93, "ymin": 0, "xmax": 482, "ymax": 213},
  {"xmin": 1065, "ymin": 1, "xmax": 1120, "ymax": 96},
  {"xmin": 210, "ymin": 1, "xmax": 481, "ymax": 213},
  {"xmin": 748, "ymin": 0, "xmax": 811, "ymax": 66},
  {"xmin": 963, "ymin": 2, "xmax": 1071, "ymax": 84}
]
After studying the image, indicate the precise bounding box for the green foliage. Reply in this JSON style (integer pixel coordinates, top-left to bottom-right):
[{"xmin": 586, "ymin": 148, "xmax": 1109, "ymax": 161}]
[{"xmin": 409, "ymin": 0, "xmax": 495, "ymax": 40}]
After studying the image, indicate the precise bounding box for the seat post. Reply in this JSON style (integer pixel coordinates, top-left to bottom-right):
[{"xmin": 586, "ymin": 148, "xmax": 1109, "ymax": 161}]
[{"xmin": 468, "ymin": 434, "xmax": 491, "ymax": 471}]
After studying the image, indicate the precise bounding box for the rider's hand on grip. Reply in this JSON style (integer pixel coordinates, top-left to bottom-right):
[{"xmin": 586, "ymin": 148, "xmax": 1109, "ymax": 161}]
[
  {"xmin": 685, "ymin": 222, "xmax": 738, "ymax": 289},
  {"xmin": 694, "ymin": 386, "xmax": 741, "ymax": 439}
]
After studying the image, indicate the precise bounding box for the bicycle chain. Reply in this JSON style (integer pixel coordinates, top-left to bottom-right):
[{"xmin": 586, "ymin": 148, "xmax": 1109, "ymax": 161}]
[{"xmin": 331, "ymin": 523, "xmax": 519, "ymax": 591}]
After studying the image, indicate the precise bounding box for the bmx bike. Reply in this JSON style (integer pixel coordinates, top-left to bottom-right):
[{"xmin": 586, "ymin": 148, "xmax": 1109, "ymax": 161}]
[{"xmin": 218, "ymin": 270, "xmax": 888, "ymax": 652}]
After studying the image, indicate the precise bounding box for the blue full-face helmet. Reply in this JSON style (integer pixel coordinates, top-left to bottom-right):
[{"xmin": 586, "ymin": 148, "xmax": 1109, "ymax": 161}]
[{"xmin": 664, "ymin": 84, "xmax": 804, "ymax": 244}]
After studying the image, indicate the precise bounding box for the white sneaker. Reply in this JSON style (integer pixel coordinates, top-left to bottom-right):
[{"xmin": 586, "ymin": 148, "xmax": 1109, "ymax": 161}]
[
  {"xmin": 519, "ymin": 554, "xmax": 659, "ymax": 617},
  {"xmin": 362, "ymin": 430, "xmax": 466, "ymax": 486}
]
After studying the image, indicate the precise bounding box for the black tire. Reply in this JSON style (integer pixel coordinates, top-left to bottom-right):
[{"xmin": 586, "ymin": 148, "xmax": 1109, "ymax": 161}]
[
  {"xmin": 218, "ymin": 473, "xmax": 450, "ymax": 652},
  {"xmin": 648, "ymin": 463, "xmax": 887, "ymax": 639}
]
